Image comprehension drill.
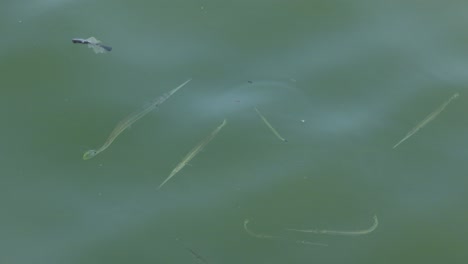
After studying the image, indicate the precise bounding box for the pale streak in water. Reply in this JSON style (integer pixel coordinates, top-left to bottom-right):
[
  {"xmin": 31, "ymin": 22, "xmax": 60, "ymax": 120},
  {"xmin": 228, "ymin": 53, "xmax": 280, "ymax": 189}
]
[
  {"xmin": 254, "ymin": 107, "xmax": 287, "ymax": 142},
  {"xmin": 286, "ymin": 215, "xmax": 379, "ymax": 236},
  {"xmin": 157, "ymin": 119, "xmax": 227, "ymax": 189},
  {"xmin": 393, "ymin": 93, "xmax": 459, "ymax": 149},
  {"xmin": 82, "ymin": 79, "xmax": 192, "ymax": 160},
  {"xmin": 243, "ymin": 219, "xmax": 328, "ymax": 247}
]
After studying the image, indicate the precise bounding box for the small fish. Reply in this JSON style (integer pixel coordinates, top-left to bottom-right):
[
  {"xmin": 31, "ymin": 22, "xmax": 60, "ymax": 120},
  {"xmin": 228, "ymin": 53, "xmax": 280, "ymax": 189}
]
[
  {"xmin": 158, "ymin": 119, "xmax": 227, "ymax": 189},
  {"xmin": 254, "ymin": 107, "xmax": 287, "ymax": 142},
  {"xmin": 393, "ymin": 93, "xmax": 459, "ymax": 149},
  {"xmin": 83, "ymin": 79, "xmax": 191, "ymax": 160},
  {"xmin": 243, "ymin": 219, "xmax": 327, "ymax": 246},
  {"xmin": 243, "ymin": 219, "xmax": 276, "ymax": 239},
  {"xmin": 286, "ymin": 215, "xmax": 379, "ymax": 236},
  {"xmin": 72, "ymin": 37, "xmax": 112, "ymax": 53}
]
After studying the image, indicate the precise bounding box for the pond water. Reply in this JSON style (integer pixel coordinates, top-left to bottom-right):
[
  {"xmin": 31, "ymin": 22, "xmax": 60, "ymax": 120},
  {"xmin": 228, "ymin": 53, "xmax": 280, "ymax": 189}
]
[{"xmin": 1, "ymin": 0, "xmax": 468, "ymax": 263}]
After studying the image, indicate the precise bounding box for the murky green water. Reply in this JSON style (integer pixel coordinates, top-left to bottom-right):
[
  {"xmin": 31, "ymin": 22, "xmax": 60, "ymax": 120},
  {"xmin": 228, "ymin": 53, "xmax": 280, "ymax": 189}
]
[{"xmin": 2, "ymin": 1, "xmax": 468, "ymax": 263}]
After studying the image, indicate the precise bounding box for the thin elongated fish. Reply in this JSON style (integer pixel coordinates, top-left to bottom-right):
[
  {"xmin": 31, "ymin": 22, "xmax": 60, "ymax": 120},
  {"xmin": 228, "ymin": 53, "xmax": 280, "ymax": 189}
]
[
  {"xmin": 286, "ymin": 215, "xmax": 378, "ymax": 236},
  {"xmin": 243, "ymin": 219, "xmax": 328, "ymax": 246},
  {"xmin": 254, "ymin": 107, "xmax": 287, "ymax": 142},
  {"xmin": 158, "ymin": 119, "xmax": 227, "ymax": 189},
  {"xmin": 393, "ymin": 93, "xmax": 459, "ymax": 149},
  {"xmin": 72, "ymin": 37, "xmax": 112, "ymax": 53},
  {"xmin": 83, "ymin": 79, "xmax": 191, "ymax": 160}
]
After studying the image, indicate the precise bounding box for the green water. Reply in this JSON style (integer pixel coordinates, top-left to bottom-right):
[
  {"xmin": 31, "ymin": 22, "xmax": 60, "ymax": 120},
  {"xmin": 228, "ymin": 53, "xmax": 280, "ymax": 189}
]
[{"xmin": 2, "ymin": 0, "xmax": 468, "ymax": 263}]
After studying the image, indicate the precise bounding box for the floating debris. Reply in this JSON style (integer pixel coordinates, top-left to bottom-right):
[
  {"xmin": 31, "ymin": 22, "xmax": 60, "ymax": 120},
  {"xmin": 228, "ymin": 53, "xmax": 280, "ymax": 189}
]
[
  {"xmin": 286, "ymin": 215, "xmax": 379, "ymax": 236},
  {"xmin": 83, "ymin": 79, "xmax": 192, "ymax": 160},
  {"xmin": 72, "ymin": 37, "xmax": 112, "ymax": 53},
  {"xmin": 158, "ymin": 119, "xmax": 227, "ymax": 189},
  {"xmin": 393, "ymin": 93, "xmax": 459, "ymax": 149},
  {"xmin": 254, "ymin": 107, "xmax": 287, "ymax": 142}
]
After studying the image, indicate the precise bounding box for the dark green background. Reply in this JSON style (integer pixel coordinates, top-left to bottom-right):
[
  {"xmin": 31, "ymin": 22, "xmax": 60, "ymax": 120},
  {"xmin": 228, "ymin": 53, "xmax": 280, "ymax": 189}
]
[{"xmin": 2, "ymin": 0, "xmax": 467, "ymax": 263}]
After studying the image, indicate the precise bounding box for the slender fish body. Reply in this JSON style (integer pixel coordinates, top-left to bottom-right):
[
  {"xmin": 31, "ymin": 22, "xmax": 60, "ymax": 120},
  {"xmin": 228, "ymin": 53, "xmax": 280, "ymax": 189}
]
[
  {"xmin": 393, "ymin": 92, "xmax": 459, "ymax": 149},
  {"xmin": 158, "ymin": 119, "xmax": 227, "ymax": 189},
  {"xmin": 254, "ymin": 107, "xmax": 287, "ymax": 142},
  {"xmin": 286, "ymin": 215, "xmax": 379, "ymax": 236},
  {"xmin": 83, "ymin": 79, "xmax": 192, "ymax": 160},
  {"xmin": 244, "ymin": 219, "xmax": 328, "ymax": 246}
]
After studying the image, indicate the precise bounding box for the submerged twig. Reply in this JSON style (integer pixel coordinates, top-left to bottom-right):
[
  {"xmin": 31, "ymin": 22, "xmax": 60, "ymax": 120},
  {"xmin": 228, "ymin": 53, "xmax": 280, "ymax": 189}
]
[{"xmin": 185, "ymin": 247, "xmax": 209, "ymax": 264}]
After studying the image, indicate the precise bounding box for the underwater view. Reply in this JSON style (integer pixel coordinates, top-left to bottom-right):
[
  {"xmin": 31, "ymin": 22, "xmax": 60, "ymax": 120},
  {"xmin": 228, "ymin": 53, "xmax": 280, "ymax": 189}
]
[{"xmin": 1, "ymin": 0, "xmax": 468, "ymax": 263}]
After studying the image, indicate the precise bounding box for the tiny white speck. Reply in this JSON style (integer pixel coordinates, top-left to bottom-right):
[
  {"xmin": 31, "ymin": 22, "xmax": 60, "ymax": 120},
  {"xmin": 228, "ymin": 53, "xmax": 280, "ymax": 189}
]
[
  {"xmin": 18, "ymin": 20, "xmax": 22, "ymax": 23},
  {"xmin": 300, "ymin": 119, "xmax": 305, "ymax": 123}
]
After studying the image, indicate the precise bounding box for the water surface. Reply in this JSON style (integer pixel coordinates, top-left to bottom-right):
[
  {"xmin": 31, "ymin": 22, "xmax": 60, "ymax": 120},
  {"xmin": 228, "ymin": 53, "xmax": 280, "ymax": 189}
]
[{"xmin": 1, "ymin": 1, "xmax": 468, "ymax": 263}]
